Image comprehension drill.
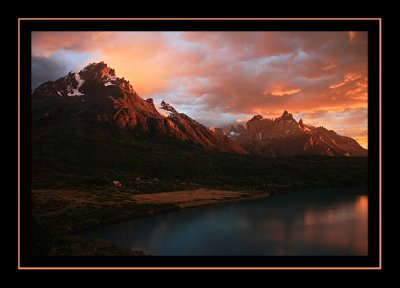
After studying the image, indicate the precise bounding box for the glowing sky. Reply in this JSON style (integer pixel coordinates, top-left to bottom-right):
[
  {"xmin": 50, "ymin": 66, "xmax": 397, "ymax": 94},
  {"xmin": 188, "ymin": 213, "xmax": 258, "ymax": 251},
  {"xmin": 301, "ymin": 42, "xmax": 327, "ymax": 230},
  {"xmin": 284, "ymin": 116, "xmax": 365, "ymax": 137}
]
[{"xmin": 32, "ymin": 31, "xmax": 368, "ymax": 148}]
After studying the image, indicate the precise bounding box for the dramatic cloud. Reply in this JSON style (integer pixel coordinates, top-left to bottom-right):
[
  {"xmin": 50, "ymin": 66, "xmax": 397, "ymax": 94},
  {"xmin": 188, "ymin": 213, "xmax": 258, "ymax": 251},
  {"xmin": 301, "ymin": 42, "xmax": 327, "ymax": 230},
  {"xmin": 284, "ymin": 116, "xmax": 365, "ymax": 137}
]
[
  {"xmin": 32, "ymin": 50, "xmax": 99, "ymax": 88},
  {"xmin": 32, "ymin": 31, "xmax": 368, "ymax": 148}
]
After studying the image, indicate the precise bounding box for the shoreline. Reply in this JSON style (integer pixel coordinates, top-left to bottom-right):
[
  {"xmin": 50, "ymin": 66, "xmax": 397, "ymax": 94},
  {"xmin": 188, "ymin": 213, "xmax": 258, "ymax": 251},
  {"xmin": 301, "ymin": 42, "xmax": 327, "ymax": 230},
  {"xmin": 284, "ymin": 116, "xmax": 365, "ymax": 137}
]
[
  {"xmin": 79, "ymin": 190, "xmax": 272, "ymax": 256},
  {"xmin": 178, "ymin": 191, "xmax": 272, "ymax": 210},
  {"xmin": 32, "ymin": 188, "xmax": 273, "ymax": 234},
  {"xmin": 77, "ymin": 189, "xmax": 273, "ymax": 232}
]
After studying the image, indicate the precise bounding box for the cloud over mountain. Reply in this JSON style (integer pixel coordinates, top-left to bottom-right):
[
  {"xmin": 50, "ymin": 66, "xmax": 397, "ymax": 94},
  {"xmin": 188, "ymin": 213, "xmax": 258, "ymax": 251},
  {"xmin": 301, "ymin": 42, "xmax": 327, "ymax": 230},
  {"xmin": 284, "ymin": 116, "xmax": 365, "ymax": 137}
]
[{"xmin": 32, "ymin": 31, "xmax": 368, "ymax": 147}]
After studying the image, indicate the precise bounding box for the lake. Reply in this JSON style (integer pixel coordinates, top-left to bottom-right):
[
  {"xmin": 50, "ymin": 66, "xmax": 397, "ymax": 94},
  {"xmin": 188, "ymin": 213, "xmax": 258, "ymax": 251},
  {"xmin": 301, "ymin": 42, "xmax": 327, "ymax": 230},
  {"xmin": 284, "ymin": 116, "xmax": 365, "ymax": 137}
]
[{"xmin": 83, "ymin": 188, "xmax": 368, "ymax": 256}]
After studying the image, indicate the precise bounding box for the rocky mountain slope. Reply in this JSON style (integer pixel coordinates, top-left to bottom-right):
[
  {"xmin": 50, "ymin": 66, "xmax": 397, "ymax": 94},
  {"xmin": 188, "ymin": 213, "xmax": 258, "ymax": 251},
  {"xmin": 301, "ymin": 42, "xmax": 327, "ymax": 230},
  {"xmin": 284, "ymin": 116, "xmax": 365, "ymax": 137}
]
[
  {"xmin": 32, "ymin": 62, "xmax": 247, "ymax": 154},
  {"xmin": 234, "ymin": 111, "xmax": 367, "ymax": 157}
]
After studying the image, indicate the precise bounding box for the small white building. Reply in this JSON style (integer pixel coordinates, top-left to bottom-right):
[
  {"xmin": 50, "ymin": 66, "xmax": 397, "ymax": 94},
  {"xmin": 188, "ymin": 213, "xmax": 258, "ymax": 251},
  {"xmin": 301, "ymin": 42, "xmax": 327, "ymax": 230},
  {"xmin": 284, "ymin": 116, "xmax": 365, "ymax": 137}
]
[{"xmin": 113, "ymin": 181, "xmax": 122, "ymax": 188}]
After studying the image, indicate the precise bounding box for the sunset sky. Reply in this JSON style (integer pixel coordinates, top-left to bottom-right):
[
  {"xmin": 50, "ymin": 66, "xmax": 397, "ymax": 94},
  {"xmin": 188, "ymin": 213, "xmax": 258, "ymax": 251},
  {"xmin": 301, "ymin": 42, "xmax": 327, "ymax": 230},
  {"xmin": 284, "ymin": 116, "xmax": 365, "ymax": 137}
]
[{"xmin": 32, "ymin": 31, "xmax": 368, "ymax": 148}]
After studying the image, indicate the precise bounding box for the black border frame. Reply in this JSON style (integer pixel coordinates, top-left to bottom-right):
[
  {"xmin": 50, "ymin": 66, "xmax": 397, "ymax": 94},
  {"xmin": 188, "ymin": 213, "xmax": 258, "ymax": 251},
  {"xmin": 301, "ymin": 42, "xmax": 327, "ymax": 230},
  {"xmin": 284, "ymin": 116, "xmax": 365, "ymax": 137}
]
[{"xmin": 18, "ymin": 18, "xmax": 381, "ymax": 269}]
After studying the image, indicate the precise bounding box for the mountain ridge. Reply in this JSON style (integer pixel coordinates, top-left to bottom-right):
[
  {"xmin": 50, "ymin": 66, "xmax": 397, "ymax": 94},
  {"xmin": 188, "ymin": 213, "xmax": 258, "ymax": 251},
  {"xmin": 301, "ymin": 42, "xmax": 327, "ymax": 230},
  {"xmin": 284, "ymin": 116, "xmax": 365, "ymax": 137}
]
[
  {"xmin": 32, "ymin": 62, "xmax": 247, "ymax": 154},
  {"xmin": 232, "ymin": 111, "xmax": 367, "ymax": 157}
]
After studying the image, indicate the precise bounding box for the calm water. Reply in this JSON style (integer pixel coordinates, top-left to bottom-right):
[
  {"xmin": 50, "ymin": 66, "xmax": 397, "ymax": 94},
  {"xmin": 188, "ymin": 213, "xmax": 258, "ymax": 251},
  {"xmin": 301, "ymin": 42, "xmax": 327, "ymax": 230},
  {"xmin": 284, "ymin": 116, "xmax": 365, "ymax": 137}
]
[{"xmin": 83, "ymin": 188, "xmax": 368, "ymax": 255}]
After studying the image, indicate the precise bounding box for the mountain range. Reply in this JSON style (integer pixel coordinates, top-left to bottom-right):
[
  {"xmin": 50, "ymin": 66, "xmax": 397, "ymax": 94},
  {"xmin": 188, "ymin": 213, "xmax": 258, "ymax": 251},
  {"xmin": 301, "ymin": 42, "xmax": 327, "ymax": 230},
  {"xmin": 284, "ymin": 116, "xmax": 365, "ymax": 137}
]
[{"xmin": 32, "ymin": 62, "xmax": 367, "ymax": 157}]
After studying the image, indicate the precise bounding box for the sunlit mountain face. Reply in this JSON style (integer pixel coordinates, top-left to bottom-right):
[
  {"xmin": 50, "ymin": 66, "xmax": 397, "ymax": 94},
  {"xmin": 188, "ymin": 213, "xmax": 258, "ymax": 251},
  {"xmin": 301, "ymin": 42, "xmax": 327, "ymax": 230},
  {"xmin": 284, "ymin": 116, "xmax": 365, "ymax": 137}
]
[
  {"xmin": 31, "ymin": 62, "xmax": 247, "ymax": 154},
  {"xmin": 232, "ymin": 111, "xmax": 367, "ymax": 157},
  {"xmin": 32, "ymin": 31, "xmax": 368, "ymax": 149}
]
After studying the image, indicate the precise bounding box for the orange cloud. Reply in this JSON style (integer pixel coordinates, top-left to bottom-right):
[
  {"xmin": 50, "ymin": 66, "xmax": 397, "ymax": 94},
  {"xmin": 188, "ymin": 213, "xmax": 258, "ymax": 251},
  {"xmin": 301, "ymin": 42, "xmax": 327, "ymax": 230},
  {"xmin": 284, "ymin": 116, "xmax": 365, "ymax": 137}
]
[
  {"xmin": 322, "ymin": 63, "xmax": 337, "ymax": 71},
  {"xmin": 270, "ymin": 87, "xmax": 301, "ymax": 96}
]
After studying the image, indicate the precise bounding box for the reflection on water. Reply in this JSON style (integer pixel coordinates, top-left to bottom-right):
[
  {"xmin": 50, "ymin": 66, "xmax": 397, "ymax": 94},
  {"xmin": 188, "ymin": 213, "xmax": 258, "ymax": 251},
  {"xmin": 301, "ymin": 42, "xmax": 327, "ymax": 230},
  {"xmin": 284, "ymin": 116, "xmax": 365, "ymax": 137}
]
[{"xmin": 83, "ymin": 188, "xmax": 368, "ymax": 256}]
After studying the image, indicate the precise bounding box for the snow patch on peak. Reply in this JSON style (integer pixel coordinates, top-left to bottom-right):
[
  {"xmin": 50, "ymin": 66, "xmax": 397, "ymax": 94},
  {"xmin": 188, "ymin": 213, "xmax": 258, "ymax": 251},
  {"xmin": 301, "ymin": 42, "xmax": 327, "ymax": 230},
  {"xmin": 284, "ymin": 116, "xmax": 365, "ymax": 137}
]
[
  {"xmin": 155, "ymin": 104, "xmax": 173, "ymax": 117},
  {"xmin": 67, "ymin": 89, "xmax": 84, "ymax": 97},
  {"xmin": 74, "ymin": 72, "xmax": 85, "ymax": 89},
  {"xmin": 103, "ymin": 75, "xmax": 117, "ymax": 86},
  {"xmin": 107, "ymin": 75, "xmax": 117, "ymax": 81},
  {"xmin": 67, "ymin": 72, "xmax": 85, "ymax": 97},
  {"xmin": 155, "ymin": 101, "xmax": 178, "ymax": 117}
]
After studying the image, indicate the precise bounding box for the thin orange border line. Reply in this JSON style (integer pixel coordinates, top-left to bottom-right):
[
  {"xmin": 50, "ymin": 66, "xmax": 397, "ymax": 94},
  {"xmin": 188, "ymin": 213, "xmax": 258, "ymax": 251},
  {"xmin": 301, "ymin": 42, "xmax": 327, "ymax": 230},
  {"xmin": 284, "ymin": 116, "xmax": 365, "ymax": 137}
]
[
  {"xmin": 379, "ymin": 18, "xmax": 382, "ymax": 269},
  {"xmin": 18, "ymin": 17, "xmax": 21, "ymax": 270},
  {"xmin": 18, "ymin": 18, "xmax": 382, "ymax": 270},
  {"xmin": 19, "ymin": 17, "xmax": 382, "ymax": 21},
  {"xmin": 19, "ymin": 267, "xmax": 381, "ymax": 270}
]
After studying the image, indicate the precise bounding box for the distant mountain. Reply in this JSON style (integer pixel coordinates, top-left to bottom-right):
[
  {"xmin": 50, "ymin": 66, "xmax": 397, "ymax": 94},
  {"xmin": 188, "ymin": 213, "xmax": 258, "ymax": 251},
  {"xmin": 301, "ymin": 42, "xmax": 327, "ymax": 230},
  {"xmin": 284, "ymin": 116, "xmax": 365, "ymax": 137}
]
[
  {"xmin": 233, "ymin": 111, "xmax": 367, "ymax": 157},
  {"xmin": 226, "ymin": 124, "xmax": 246, "ymax": 141},
  {"xmin": 31, "ymin": 62, "xmax": 247, "ymax": 154}
]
